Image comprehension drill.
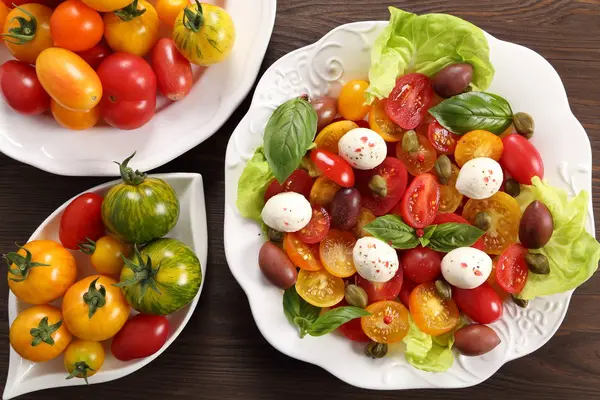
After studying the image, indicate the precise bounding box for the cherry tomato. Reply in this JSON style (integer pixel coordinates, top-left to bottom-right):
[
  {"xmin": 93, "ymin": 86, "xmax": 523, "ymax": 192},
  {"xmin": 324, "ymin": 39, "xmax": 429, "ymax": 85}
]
[
  {"xmin": 409, "ymin": 282, "xmax": 459, "ymax": 336},
  {"xmin": 2, "ymin": 0, "xmax": 64, "ymax": 8},
  {"xmin": 353, "ymin": 207, "xmax": 376, "ymax": 239},
  {"xmin": 399, "ymin": 278, "xmax": 416, "ymax": 308},
  {"xmin": 400, "ymin": 173, "xmax": 440, "ymax": 229},
  {"xmin": 357, "ymin": 269, "xmax": 403, "ymax": 303},
  {"xmin": 2, "ymin": 4, "xmax": 53, "ymax": 64},
  {"xmin": 63, "ymin": 340, "xmax": 105, "ymax": 383},
  {"xmin": 438, "ymin": 163, "xmax": 463, "ymax": 213},
  {"xmin": 309, "ymin": 176, "xmax": 340, "ymax": 208},
  {"xmin": 0, "ymin": 3, "xmax": 8, "ymax": 33},
  {"xmin": 82, "ymin": 0, "xmax": 130, "ymax": 12},
  {"xmin": 314, "ymin": 120, "xmax": 358, "ymax": 154},
  {"xmin": 76, "ymin": 40, "xmax": 112, "ymax": 70},
  {"xmin": 264, "ymin": 169, "xmax": 313, "ymax": 202},
  {"xmin": 487, "ymin": 259, "xmax": 510, "ymax": 300},
  {"xmin": 295, "ymin": 269, "xmax": 345, "ymax": 307},
  {"xmin": 496, "ymin": 243, "xmax": 529, "ymax": 294},
  {"xmin": 433, "ymin": 213, "xmax": 485, "ymax": 251},
  {"xmin": 355, "ymin": 157, "xmax": 408, "ymax": 216},
  {"xmin": 361, "ymin": 300, "xmax": 409, "ymax": 344},
  {"xmin": 151, "ymin": 38, "xmax": 193, "ymax": 101},
  {"xmin": 0, "ymin": 61, "xmax": 50, "ymax": 115},
  {"xmin": 319, "ymin": 229, "xmax": 357, "ymax": 278},
  {"xmin": 310, "ymin": 149, "xmax": 355, "ymax": 188},
  {"xmin": 59, "ymin": 193, "xmax": 105, "ymax": 250},
  {"xmin": 111, "ymin": 314, "xmax": 169, "ymax": 361},
  {"xmin": 156, "ymin": 0, "xmax": 187, "ymax": 27},
  {"xmin": 368, "ymin": 98, "xmax": 405, "ymax": 142},
  {"xmin": 428, "ymin": 119, "xmax": 460, "ymax": 154},
  {"xmin": 283, "ymin": 233, "xmax": 322, "ymax": 271},
  {"xmin": 332, "ymin": 300, "xmax": 370, "ymax": 342},
  {"xmin": 50, "ymin": 0, "xmax": 103, "ymax": 52},
  {"xmin": 395, "ymin": 132, "xmax": 437, "ymax": 175},
  {"xmin": 400, "ymin": 247, "xmax": 442, "ymax": 283},
  {"xmin": 51, "ymin": 100, "xmax": 100, "ymax": 130},
  {"xmin": 499, "ymin": 134, "xmax": 544, "ymax": 185},
  {"xmin": 103, "ymin": 0, "xmax": 159, "ymax": 57},
  {"xmin": 384, "ymin": 73, "xmax": 433, "ymax": 130},
  {"xmin": 454, "ymin": 130, "xmax": 504, "ymax": 167},
  {"xmin": 453, "ymin": 282, "xmax": 504, "ymax": 324},
  {"xmin": 296, "ymin": 206, "xmax": 330, "ymax": 244},
  {"xmin": 97, "ymin": 52, "xmax": 157, "ymax": 130},
  {"xmin": 312, "ymin": 96, "xmax": 338, "ymax": 132},
  {"xmin": 82, "ymin": 235, "xmax": 132, "ymax": 276},
  {"xmin": 338, "ymin": 80, "xmax": 370, "ymax": 121}
]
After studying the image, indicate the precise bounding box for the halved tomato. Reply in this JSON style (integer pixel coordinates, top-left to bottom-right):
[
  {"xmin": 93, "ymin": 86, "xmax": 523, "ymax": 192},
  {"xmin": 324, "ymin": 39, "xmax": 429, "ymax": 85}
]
[
  {"xmin": 395, "ymin": 132, "xmax": 437, "ymax": 175},
  {"xmin": 296, "ymin": 206, "xmax": 330, "ymax": 244},
  {"xmin": 438, "ymin": 163, "xmax": 463, "ymax": 213},
  {"xmin": 455, "ymin": 130, "xmax": 504, "ymax": 167},
  {"xmin": 264, "ymin": 169, "xmax": 313, "ymax": 202},
  {"xmin": 400, "ymin": 173, "xmax": 440, "ymax": 229},
  {"xmin": 368, "ymin": 98, "xmax": 405, "ymax": 142},
  {"xmin": 353, "ymin": 208, "xmax": 376, "ymax": 239},
  {"xmin": 295, "ymin": 269, "xmax": 345, "ymax": 307},
  {"xmin": 433, "ymin": 213, "xmax": 485, "ymax": 251},
  {"xmin": 487, "ymin": 258, "xmax": 510, "ymax": 300},
  {"xmin": 409, "ymin": 282, "xmax": 460, "ymax": 336},
  {"xmin": 357, "ymin": 269, "xmax": 403, "ymax": 303},
  {"xmin": 355, "ymin": 157, "xmax": 408, "ymax": 216},
  {"xmin": 496, "ymin": 243, "xmax": 529, "ymax": 294},
  {"xmin": 384, "ymin": 73, "xmax": 433, "ymax": 130},
  {"xmin": 361, "ymin": 300, "xmax": 410, "ymax": 344},
  {"xmin": 427, "ymin": 119, "xmax": 460, "ymax": 155},
  {"xmin": 309, "ymin": 176, "xmax": 341, "ymax": 207},
  {"xmin": 332, "ymin": 300, "xmax": 370, "ymax": 342},
  {"xmin": 319, "ymin": 229, "xmax": 356, "ymax": 278},
  {"xmin": 314, "ymin": 120, "xmax": 358, "ymax": 154},
  {"xmin": 283, "ymin": 233, "xmax": 323, "ymax": 271}
]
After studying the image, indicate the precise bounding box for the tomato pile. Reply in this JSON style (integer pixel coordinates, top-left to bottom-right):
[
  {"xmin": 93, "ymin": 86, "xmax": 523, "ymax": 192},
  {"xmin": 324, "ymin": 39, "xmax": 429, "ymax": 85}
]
[
  {"xmin": 0, "ymin": 0, "xmax": 235, "ymax": 130},
  {"xmin": 6, "ymin": 153, "xmax": 202, "ymax": 383}
]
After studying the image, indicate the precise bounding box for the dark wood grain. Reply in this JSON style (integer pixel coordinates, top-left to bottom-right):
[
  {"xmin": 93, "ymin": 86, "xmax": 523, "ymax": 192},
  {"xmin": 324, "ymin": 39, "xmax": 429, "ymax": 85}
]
[{"xmin": 1, "ymin": 0, "xmax": 600, "ymax": 398}]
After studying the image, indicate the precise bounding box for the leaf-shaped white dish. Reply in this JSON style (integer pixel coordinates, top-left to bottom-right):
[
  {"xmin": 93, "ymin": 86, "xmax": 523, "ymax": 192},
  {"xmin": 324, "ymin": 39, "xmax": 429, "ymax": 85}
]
[
  {"xmin": 223, "ymin": 21, "xmax": 595, "ymax": 389},
  {"xmin": 3, "ymin": 173, "xmax": 208, "ymax": 399}
]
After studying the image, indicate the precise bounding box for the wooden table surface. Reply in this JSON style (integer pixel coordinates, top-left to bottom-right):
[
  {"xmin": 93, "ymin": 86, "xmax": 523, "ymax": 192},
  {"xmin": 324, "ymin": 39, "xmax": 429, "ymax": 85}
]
[{"xmin": 1, "ymin": 1, "xmax": 599, "ymax": 399}]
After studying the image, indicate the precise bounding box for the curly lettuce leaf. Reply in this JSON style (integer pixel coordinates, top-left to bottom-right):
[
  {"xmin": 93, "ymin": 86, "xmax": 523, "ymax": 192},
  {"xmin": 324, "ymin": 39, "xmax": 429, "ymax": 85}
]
[
  {"xmin": 516, "ymin": 177, "xmax": 600, "ymax": 300},
  {"xmin": 403, "ymin": 316, "xmax": 455, "ymax": 372},
  {"xmin": 236, "ymin": 147, "xmax": 274, "ymax": 222},
  {"xmin": 366, "ymin": 7, "xmax": 494, "ymax": 103}
]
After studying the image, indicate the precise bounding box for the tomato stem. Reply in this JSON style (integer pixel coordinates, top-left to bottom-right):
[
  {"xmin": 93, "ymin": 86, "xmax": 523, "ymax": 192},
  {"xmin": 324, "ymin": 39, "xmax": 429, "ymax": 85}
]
[
  {"xmin": 4, "ymin": 245, "xmax": 49, "ymax": 282},
  {"xmin": 30, "ymin": 316, "xmax": 62, "ymax": 347},
  {"xmin": 114, "ymin": 0, "xmax": 147, "ymax": 21},
  {"xmin": 182, "ymin": 0, "xmax": 205, "ymax": 33},
  {"xmin": 83, "ymin": 278, "xmax": 107, "ymax": 319},
  {"xmin": 114, "ymin": 246, "xmax": 162, "ymax": 300},
  {"xmin": 115, "ymin": 152, "xmax": 147, "ymax": 185},
  {"xmin": 0, "ymin": 6, "xmax": 37, "ymax": 45},
  {"xmin": 78, "ymin": 238, "xmax": 97, "ymax": 255},
  {"xmin": 66, "ymin": 361, "xmax": 95, "ymax": 384}
]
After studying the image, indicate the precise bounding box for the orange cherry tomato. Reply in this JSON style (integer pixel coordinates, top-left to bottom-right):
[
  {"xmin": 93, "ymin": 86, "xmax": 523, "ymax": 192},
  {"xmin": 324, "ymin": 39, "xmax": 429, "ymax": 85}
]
[
  {"xmin": 50, "ymin": 0, "xmax": 104, "ymax": 52},
  {"xmin": 309, "ymin": 176, "xmax": 341, "ymax": 207},
  {"xmin": 295, "ymin": 268, "xmax": 344, "ymax": 307},
  {"xmin": 2, "ymin": 4, "xmax": 53, "ymax": 64},
  {"xmin": 409, "ymin": 282, "xmax": 460, "ymax": 336},
  {"xmin": 395, "ymin": 132, "xmax": 437, "ymax": 175},
  {"xmin": 368, "ymin": 98, "xmax": 405, "ymax": 142},
  {"xmin": 103, "ymin": 0, "xmax": 159, "ymax": 58},
  {"xmin": 51, "ymin": 99, "xmax": 100, "ymax": 130},
  {"xmin": 156, "ymin": 0, "xmax": 188, "ymax": 27},
  {"xmin": 0, "ymin": 3, "xmax": 9, "ymax": 34},
  {"xmin": 361, "ymin": 300, "xmax": 409, "ymax": 344},
  {"xmin": 319, "ymin": 229, "xmax": 357, "ymax": 278},
  {"xmin": 314, "ymin": 120, "xmax": 358, "ymax": 154},
  {"xmin": 338, "ymin": 80, "xmax": 370, "ymax": 121},
  {"xmin": 283, "ymin": 233, "xmax": 322, "ymax": 271},
  {"xmin": 438, "ymin": 163, "xmax": 463, "ymax": 213},
  {"xmin": 454, "ymin": 130, "xmax": 504, "ymax": 167}
]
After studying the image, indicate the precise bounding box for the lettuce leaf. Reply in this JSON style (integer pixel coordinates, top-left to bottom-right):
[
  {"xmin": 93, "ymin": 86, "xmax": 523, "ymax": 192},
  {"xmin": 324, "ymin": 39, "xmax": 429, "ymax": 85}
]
[
  {"xmin": 236, "ymin": 147, "xmax": 274, "ymax": 223},
  {"xmin": 403, "ymin": 316, "xmax": 455, "ymax": 372},
  {"xmin": 516, "ymin": 177, "xmax": 600, "ymax": 300},
  {"xmin": 366, "ymin": 7, "xmax": 494, "ymax": 103}
]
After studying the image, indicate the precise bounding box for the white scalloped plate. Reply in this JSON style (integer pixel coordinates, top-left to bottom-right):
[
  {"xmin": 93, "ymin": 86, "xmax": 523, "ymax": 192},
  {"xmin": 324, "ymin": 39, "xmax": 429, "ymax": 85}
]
[
  {"xmin": 3, "ymin": 173, "xmax": 208, "ymax": 399},
  {"xmin": 223, "ymin": 21, "xmax": 595, "ymax": 389},
  {"xmin": 0, "ymin": 0, "xmax": 276, "ymax": 176}
]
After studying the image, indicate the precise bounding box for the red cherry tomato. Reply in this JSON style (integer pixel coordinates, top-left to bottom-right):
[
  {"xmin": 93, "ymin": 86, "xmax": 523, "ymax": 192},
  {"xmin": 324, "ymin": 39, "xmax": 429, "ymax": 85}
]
[
  {"xmin": 0, "ymin": 61, "xmax": 50, "ymax": 115},
  {"xmin": 97, "ymin": 52, "xmax": 157, "ymax": 130},
  {"xmin": 310, "ymin": 149, "xmax": 355, "ymax": 188},
  {"xmin": 151, "ymin": 38, "xmax": 193, "ymax": 101},
  {"xmin": 357, "ymin": 268, "xmax": 403, "ymax": 303},
  {"xmin": 76, "ymin": 40, "xmax": 112, "ymax": 70},
  {"xmin": 59, "ymin": 193, "xmax": 105, "ymax": 250},
  {"xmin": 453, "ymin": 282, "xmax": 504, "ymax": 324},
  {"xmin": 499, "ymin": 134, "xmax": 544, "ymax": 185},
  {"xmin": 332, "ymin": 300, "xmax": 370, "ymax": 342},
  {"xmin": 296, "ymin": 206, "xmax": 331, "ymax": 244},
  {"xmin": 496, "ymin": 243, "xmax": 529, "ymax": 294},
  {"xmin": 433, "ymin": 213, "xmax": 485, "ymax": 251},
  {"xmin": 355, "ymin": 157, "xmax": 408, "ymax": 216},
  {"xmin": 384, "ymin": 73, "xmax": 433, "ymax": 130},
  {"xmin": 427, "ymin": 119, "xmax": 460, "ymax": 154},
  {"xmin": 264, "ymin": 169, "xmax": 313, "ymax": 202},
  {"xmin": 400, "ymin": 173, "xmax": 439, "ymax": 229},
  {"xmin": 111, "ymin": 314, "xmax": 170, "ymax": 361},
  {"xmin": 400, "ymin": 247, "xmax": 442, "ymax": 283},
  {"xmin": 399, "ymin": 278, "xmax": 417, "ymax": 308}
]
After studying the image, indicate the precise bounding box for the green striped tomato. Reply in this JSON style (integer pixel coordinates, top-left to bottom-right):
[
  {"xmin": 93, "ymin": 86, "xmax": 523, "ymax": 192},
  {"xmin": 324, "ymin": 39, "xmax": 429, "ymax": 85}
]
[{"xmin": 119, "ymin": 238, "xmax": 202, "ymax": 315}]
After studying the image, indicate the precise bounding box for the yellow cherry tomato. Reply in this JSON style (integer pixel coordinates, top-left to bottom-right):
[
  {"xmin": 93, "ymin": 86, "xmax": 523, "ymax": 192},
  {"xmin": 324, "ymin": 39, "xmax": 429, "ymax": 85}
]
[
  {"xmin": 173, "ymin": 1, "xmax": 235, "ymax": 65},
  {"xmin": 1, "ymin": 4, "xmax": 53, "ymax": 64},
  {"xmin": 81, "ymin": 235, "xmax": 132, "ymax": 276},
  {"xmin": 314, "ymin": 120, "xmax": 358, "ymax": 154},
  {"xmin": 104, "ymin": 0, "xmax": 159, "ymax": 57},
  {"xmin": 369, "ymin": 98, "xmax": 405, "ymax": 142},
  {"xmin": 156, "ymin": 0, "xmax": 188, "ymax": 27},
  {"xmin": 0, "ymin": 3, "xmax": 9, "ymax": 34},
  {"xmin": 438, "ymin": 163, "xmax": 463, "ymax": 213},
  {"xmin": 10, "ymin": 305, "xmax": 72, "ymax": 362},
  {"xmin": 454, "ymin": 130, "xmax": 504, "ymax": 167},
  {"xmin": 51, "ymin": 100, "xmax": 100, "ymax": 130},
  {"xmin": 338, "ymin": 80, "xmax": 370, "ymax": 121},
  {"xmin": 36, "ymin": 48, "xmax": 102, "ymax": 112},
  {"xmin": 82, "ymin": 0, "xmax": 131, "ymax": 12},
  {"xmin": 62, "ymin": 275, "xmax": 129, "ymax": 341},
  {"xmin": 295, "ymin": 269, "xmax": 344, "ymax": 307},
  {"xmin": 64, "ymin": 340, "xmax": 105, "ymax": 384},
  {"xmin": 361, "ymin": 300, "xmax": 409, "ymax": 344}
]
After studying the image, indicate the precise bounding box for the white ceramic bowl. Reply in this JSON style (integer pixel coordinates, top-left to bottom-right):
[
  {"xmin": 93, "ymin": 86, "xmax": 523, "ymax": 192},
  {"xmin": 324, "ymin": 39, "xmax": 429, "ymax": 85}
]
[
  {"xmin": 223, "ymin": 21, "xmax": 595, "ymax": 389},
  {"xmin": 3, "ymin": 173, "xmax": 208, "ymax": 399},
  {"xmin": 0, "ymin": 0, "xmax": 276, "ymax": 176}
]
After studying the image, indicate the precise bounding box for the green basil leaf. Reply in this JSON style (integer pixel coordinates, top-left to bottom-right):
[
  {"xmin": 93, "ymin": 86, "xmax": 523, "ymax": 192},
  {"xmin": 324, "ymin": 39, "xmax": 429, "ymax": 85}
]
[
  {"xmin": 364, "ymin": 215, "xmax": 419, "ymax": 249},
  {"xmin": 308, "ymin": 307, "xmax": 370, "ymax": 337},
  {"xmin": 428, "ymin": 92, "xmax": 513, "ymax": 135},
  {"xmin": 419, "ymin": 237, "xmax": 430, "ymax": 247},
  {"xmin": 263, "ymin": 98, "xmax": 317, "ymax": 183},
  {"xmin": 283, "ymin": 286, "xmax": 320, "ymax": 324},
  {"xmin": 293, "ymin": 317, "xmax": 312, "ymax": 338},
  {"xmin": 427, "ymin": 223, "xmax": 485, "ymax": 253},
  {"xmin": 423, "ymin": 225, "xmax": 436, "ymax": 239}
]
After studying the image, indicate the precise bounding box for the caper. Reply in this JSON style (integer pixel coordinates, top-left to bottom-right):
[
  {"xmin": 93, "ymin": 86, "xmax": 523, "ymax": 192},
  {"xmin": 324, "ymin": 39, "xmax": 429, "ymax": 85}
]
[
  {"xmin": 402, "ymin": 130, "xmax": 419, "ymax": 153},
  {"xmin": 513, "ymin": 112, "xmax": 535, "ymax": 139},
  {"xmin": 345, "ymin": 284, "xmax": 368, "ymax": 308},
  {"xmin": 504, "ymin": 179, "xmax": 521, "ymax": 197},
  {"xmin": 300, "ymin": 156, "xmax": 322, "ymax": 177},
  {"xmin": 474, "ymin": 211, "xmax": 492, "ymax": 231},
  {"xmin": 434, "ymin": 155, "xmax": 452, "ymax": 185},
  {"xmin": 365, "ymin": 341, "xmax": 388, "ymax": 359},
  {"xmin": 368, "ymin": 175, "xmax": 388, "ymax": 197},
  {"xmin": 512, "ymin": 295, "xmax": 528, "ymax": 308},
  {"xmin": 435, "ymin": 280, "xmax": 452, "ymax": 300},
  {"xmin": 267, "ymin": 227, "xmax": 284, "ymax": 243},
  {"xmin": 525, "ymin": 253, "xmax": 550, "ymax": 275}
]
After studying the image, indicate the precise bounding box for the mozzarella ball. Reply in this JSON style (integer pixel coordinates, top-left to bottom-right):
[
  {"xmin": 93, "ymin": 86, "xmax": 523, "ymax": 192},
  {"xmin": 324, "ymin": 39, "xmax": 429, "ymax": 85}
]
[
  {"xmin": 261, "ymin": 192, "xmax": 312, "ymax": 233},
  {"xmin": 441, "ymin": 247, "xmax": 492, "ymax": 289},
  {"xmin": 338, "ymin": 128, "xmax": 386, "ymax": 170},
  {"xmin": 456, "ymin": 157, "xmax": 503, "ymax": 200},
  {"xmin": 353, "ymin": 237, "xmax": 399, "ymax": 283}
]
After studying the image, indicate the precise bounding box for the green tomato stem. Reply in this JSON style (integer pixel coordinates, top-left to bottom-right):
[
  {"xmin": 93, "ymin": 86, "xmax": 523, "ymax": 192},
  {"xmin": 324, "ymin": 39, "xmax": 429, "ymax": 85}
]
[
  {"xmin": 0, "ymin": 7, "xmax": 37, "ymax": 45},
  {"xmin": 30, "ymin": 317, "xmax": 62, "ymax": 347},
  {"xmin": 182, "ymin": 0, "xmax": 205, "ymax": 33},
  {"xmin": 83, "ymin": 278, "xmax": 107, "ymax": 319},
  {"xmin": 113, "ymin": 0, "xmax": 147, "ymax": 22},
  {"xmin": 115, "ymin": 152, "xmax": 147, "ymax": 186},
  {"xmin": 66, "ymin": 361, "xmax": 95, "ymax": 384},
  {"xmin": 4, "ymin": 245, "xmax": 49, "ymax": 282}
]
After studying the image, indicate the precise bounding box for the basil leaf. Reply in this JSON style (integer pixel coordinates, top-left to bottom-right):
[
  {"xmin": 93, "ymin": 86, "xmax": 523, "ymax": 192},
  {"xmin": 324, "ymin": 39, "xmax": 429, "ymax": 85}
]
[
  {"xmin": 293, "ymin": 317, "xmax": 312, "ymax": 338},
  {"xmin": 428, "ymin": 92, "xmax": 513, "ymax": 135},
  {"xmin": 308, "ymin": 307, "xmax": 370, "ymax": 337},
  {"xmin": 427, "ymin": 223, "xmax": 485, "ymax": 253},
  {"xmin": 419, "ymin": 237, "xmax": 430, "ymax": 247},
  {"xmin": 263, "ymin": 98, "xmax": 317, "ymax": 183},
  {"xmin": 364, "ymin": 215, "xmax": 419, "ymax": 249},
  {"xmin": 283, "ymin": 286, "xmax": 320, "ymax": 324}
]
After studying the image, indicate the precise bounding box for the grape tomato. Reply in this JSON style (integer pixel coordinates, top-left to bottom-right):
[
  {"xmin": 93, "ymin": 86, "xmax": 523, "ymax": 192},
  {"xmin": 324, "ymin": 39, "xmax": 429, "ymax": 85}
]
[
  {"xmin": 384, "ymin": 73, "xmax": 433, "ymax": 130},
  {"xmin": 400, "ymin": 173, "xmax": 440, "ymax": 229},
  {"xmin": 428, "ymin": 119, "xmax": 460, "ymax": 154},
  {"xmin": 310, "ymin": 149, "xmax": 355, "ymax": 188}
]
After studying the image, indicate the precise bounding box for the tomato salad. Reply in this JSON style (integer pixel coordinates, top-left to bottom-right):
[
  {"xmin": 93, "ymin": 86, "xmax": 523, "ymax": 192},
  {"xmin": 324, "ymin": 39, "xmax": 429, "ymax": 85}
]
[{"xmin": 237, "ymin": 8, "xmax": 600, "ymax": 372}]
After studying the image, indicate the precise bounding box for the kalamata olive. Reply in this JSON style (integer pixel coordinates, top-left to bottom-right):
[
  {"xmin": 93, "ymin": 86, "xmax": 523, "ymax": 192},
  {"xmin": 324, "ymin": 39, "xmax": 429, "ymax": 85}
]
[
  {"xmin": 519, "ymin": 200, "xmax": 554, "ymax": 249},
  {"xmin": 258, "ymin": 241, "xmax": 297, "ymax": 289},
  {"xmin": 311, "ymin": 96, "xmax": 338, "ymax": 132},
  {"xmin": 432, "ymin": 63, "xmax": 474, "ymax": 98},
  {"xmin": 330, "ymin": 188, "xmax": 361, "ymax": 230},
  {"xmin": 454, "ymin": 324, "xmax": 501, "ymax": 356}
]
